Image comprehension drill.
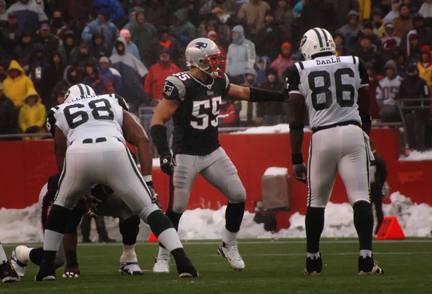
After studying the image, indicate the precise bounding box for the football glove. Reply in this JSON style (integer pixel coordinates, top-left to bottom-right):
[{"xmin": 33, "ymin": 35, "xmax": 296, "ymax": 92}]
[
  {"xmin": 293, "ymin": 163, "xmax": 307, "ymax": 183},
  {"xmin": 146, "ymin": 181, "xmax": 162, "ymax": 209},
  {"xmin": 160, "ymin": 154, "xmax": 176, "ymax": 176}
]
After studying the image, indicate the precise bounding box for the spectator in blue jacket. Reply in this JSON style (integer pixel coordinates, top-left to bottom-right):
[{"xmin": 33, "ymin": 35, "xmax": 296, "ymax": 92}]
[
  {"xmin": 81, "ymin": 8, "xmax": 119, "ymax": 53},
  {"xmin": 93, "ymin": 0, "xmax": 124, "ymax": 26},
  {"xmin": 98, "ymin": 56, "xmax": 122, "ymax": 94}
]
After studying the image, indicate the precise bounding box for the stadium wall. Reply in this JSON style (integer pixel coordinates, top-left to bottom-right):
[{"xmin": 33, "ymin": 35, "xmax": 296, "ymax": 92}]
[{"xmin": 0, "ymin": 128, "xmax": 429, "ymax": 230}]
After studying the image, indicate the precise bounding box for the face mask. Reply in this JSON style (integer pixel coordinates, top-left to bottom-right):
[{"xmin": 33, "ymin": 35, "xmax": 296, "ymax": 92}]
[{"xmin": 232, "ymin": 36, "xmax": 241, "ymax": 44}]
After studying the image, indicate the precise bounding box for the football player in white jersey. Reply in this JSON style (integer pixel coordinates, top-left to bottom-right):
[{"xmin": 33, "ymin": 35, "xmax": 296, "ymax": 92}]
[
  {"xmin": 35, "ymin": 84, "xmax": 198, "ymax": 281},
  {"xmin": 285, "ymin": 28, "xmax": 383, "ymax": 275}
]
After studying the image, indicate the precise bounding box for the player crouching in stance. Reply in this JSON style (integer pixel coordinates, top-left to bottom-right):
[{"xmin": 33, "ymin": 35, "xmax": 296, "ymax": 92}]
[
  {"xmin": 150, "ymin": 38, "xmax": 285, "ymax": 272},
  {"xmin": 12, "ymin": 173, "xmax": 144, "ymax": 278},
  {"xmin": 35, "ymin": 84, "xmax": 197, "ymax": 281},
  {"xmin": 286, "ymin": 28, "xmax": 383, "ymax": 275}
]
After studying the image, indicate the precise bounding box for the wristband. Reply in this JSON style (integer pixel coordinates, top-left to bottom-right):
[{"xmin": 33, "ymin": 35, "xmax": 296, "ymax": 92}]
[
  {"xmin": 292, "ymin": 153, "xmax": 303, "ymax": 165},
  {"xmin": 249, "ymin": 87, "xmax": 286, "ymax": 102},
  {"xmin": 150, "ymin": 125, "xmax": 170, "ymax": 156}
]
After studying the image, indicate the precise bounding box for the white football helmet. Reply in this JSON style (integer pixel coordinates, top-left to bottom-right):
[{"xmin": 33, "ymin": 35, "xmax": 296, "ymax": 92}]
[
  {"xmin": 300, "ymin": 28, "xmax": 336, "ymax": 60},
  {"xmin": 64, "ymin": 84, "xmax": 96, "ymax": 103},
  {"xmin": 185, "ymin": 38, "xmax": 225, "ymax": 78}
]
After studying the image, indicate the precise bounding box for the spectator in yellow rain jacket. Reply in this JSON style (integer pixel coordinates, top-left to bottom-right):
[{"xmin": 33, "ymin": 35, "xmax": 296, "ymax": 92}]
[
  {"xmin": 18, "ymin": 88, "xmax": 46, "ymax": 140},
  {"xmin": 3, "ymin": 60, "xmax": 35, "ymax": 109}
]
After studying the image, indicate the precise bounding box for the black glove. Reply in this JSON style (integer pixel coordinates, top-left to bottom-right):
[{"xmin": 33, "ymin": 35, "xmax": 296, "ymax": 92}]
[
  {"xmin": 26, "ymin": 125, "xmax": 39, "ymax": 133},
  {"xmin": 146, "ymin": 181, "xmax": 162, "ymax": 209},
  {"xmin": 160, "ymin": 154, "xmax": 176, "ymax": 175},
  {"xmin": 293, "ymin": 163, "xmax": 307, "ymax": 183}
]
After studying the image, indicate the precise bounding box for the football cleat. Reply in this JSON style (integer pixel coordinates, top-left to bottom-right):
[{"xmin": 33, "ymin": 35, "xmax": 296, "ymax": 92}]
[
  {"xmin": 217, "ymin": 242, "xmax": 245, "ymax": 271},
  {"xmin": 11, "ymin": 246, "xmax": 28, "ymax": 277},
  {"xmin": 35, "ymin": 260, "xmax": 56, "ymax": 282},
  {"xmin": 153, "ymin": 256, "xmax": 170, "ymax": 273},
  {"xmin": 119, "ymin": 262, "xmax": 143, "ymax": 275},
  {"xmin": 304, "ymin": 254, "xmax": 322, "ymax": 275},
  {"xmin": 175, "ymin": 258, "xmax": 198, "ymax": 278},
  {"xmin": 1, "ymin": 261, "xmax": 19, "ymax": 283},
  {"xmin": 62, "ymin": 265, "xmax": 80, "ymax": 278},
  {"xmin": 358, "ymin": 256, "xmax": 384, "ymax": 275}
]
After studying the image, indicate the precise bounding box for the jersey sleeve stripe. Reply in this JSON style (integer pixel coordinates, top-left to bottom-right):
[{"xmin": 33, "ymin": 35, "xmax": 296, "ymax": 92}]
[
  {"xmin": 298, "ymin": 61, "xmax": 304, "ymax": 70},
  {"xmin": 313, "ymin": 28, "xmax": 323, "ymax": 47}
]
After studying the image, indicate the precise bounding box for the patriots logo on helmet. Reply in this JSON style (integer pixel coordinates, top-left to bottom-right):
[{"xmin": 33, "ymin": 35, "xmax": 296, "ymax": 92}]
[{"xmin": 187, "ymin": 42, "xmax": 208, "ymax": 53}]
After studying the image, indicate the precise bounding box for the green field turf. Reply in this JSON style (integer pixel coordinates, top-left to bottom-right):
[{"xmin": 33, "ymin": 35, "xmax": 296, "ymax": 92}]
[{"xmin": 2, "ymin": 239, "xmax": 431, "ymax": 294}]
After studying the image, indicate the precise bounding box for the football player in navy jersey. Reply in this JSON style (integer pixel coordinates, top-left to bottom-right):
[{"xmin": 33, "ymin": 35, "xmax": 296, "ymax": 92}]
[{"xmin": 150, "ymin": 38, "xmax": 286, "ymax": 272}]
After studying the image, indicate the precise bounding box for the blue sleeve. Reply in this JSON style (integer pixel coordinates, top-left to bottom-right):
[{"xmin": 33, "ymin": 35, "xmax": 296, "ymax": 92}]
[{"xmin": 109, "ymin": 0, "xmax": 124, "ymax": 23}]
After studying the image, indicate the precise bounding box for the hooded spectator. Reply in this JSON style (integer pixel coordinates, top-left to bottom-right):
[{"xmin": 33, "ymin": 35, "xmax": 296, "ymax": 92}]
[
  {"xmin": 255, "ymin": 9, "xmax": 286, "ymax": 61},
  {"xmin": 257, "ymin": 67, "xmax": 286, "ymax": 125},
  {"xmin": 400, "ymin": 13, "xmax": 432, "ymax": 51},
  {"xmin": 72, "ymin": 41, "xmax": 98, "ymax": 75},
  {"xmin": 111, "ymin": 29, "xmax": 140, "ymax": 60},
  {"xmin": 403, "ymin": 32, "xmax": 421, "ymax": 64},
  {"xmin": 255, "ymin": 55, "xmax": 271, "ymax": 84},
  {"xmin": 382, "ymin": 20, "xmax": 401, "ymax": 45},
  {"xmin": 98, "ymin": 56, "xmax": 122, "ymax": 93},
  {"xmin": 18, "ymin": 87, "xmax": 46, "ymax": 139},
  {"xmin": 1, "ymin": 11, "xmax": 25, "ymax": 55},
  {"xmin": 170, "ymin": 8, "xmax": 197, "ymax": 41},
  {"xmin": 336, "ymin": 10, "xmax": 362, "ymax": 52},
  {"xmin": 51, "ymin": 65, "xmax": 80, "ymax": 104},
  {"xmin": 89, "ymin": 33, "xmax": 110, "ymax": 61},
  {"xmin": 144, "ymin": 48, "xmax": 181, "ymax": 105},
  {"xmin": 93, "ymin": 0, "xmax": 124, "ymax": 26},
  {"xmin": 28, "ymin": 43, "xmax": 50, "ymax": 107},
  {"xmin": 238, "ymin": 0, "xmax": 271, "ymax": 35},
  {"xmin": 144, "ymin": 0, "xmax": 173, "ymax": 28},
  {"xmin": 148, "ymin": 26, "xmax": 183, "ymax": 68},
  {"xmin": 58, "ymin": 31, "xmax": 78, "ymax": 66},
  {"xmin": 123, "ymin": 7, "xmax": 137, "ymax": 30},
  {"xmin": 81, "ymin": 8, "xmax": 119, "ymax": 53},
  {"xmin": 50, "ymin": 9, "xmax": 68, "ymax": 39},
  {"xmin": 376, "ymin": 59, "xmax": 403, "ymax": 122},
  {"xmin": 3, "ymin": 59, "xmax": 35, "ymax": 109},
  {"xmin": 82, "ymin": 62, "xmax": 115, "ymax": 95},
  {"xmin": 417, "ymin": 45, "xmax": 432, "ymax": 95},
  {"xmin": 110, "ymin": 37, "xmax": 148, "ymax": 113},
  {"xmin": 11, "ymin": 30, "xmax": 33, "ymax": 72},
  {"xmin": 0, "ymin": 0, "xmax": 48, "ymax": 36},
  {"xmin": 129, "ymin": 8, "xmax": 158, "ymax": 67},
  {"xmin": 393, "ymin": 3, "xmax": 413, "ymax": 38},
  {"xmin": 271, "ymin": 42, "xmax": 294, "ymax": 82},
  {"xmin": 226, "ymin": 25, "xmax": 256, "ymax": 78},
  {"xmin": 0, "ymin": 81, "xmax": 20, "ymax": 135}
]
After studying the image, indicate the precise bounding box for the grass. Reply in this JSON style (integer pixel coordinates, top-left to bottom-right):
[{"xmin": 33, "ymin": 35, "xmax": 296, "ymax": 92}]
[{"xmin": 2, "ymin": 239, "xmax": 431, "ymax": 294}]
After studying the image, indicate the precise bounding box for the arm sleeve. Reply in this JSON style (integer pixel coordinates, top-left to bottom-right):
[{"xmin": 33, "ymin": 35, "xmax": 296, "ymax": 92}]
[
  {"xmin": 81, "ymin": 24, "xmax": 93, "ymax": 44},
  {"xmin": 358, "ymin": 58, "xmax": 370, "ymax": 87},
  {"xmin": 285, "ymin": 64, "xmax": 301, "ymax": 95}
]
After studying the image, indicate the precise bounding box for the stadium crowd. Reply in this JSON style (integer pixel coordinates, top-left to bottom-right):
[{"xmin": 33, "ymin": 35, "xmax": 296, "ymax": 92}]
[{"xmin": 0, "ymin": 0, "xmax": 431, "ymax": 150}]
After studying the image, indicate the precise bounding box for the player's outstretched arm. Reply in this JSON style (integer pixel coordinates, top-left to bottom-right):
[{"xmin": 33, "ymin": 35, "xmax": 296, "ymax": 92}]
[
  {"xmin": 54, "ymin": 126, "xmax": 67, "ymax": 172},
  {"xmin": 150, "ymin": 98, "xmax": 180, "ymax": 175},
  {"xmin": 358, "ymin": 86, "xmax": 371, "ymax": 136},
  {"xmin": 227, "ymin": 84, "xmax": 286, "ymax": 102},
  {"xmin": 122, "ymin": 110, "xmax": 152, "ymax": 176},
  {"xmin": 289, "ymin": 93, "xmax": 307, "ymax": 183}
]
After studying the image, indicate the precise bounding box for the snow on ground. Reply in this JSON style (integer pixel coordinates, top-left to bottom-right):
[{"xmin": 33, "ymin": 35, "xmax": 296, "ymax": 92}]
[
  {"xmin": 1, "ymin": 192, "xmax": 431, "ymax": 244},
  {"xmin": 399, "ymin": 150, "xmax": 432, "ymax": 161}
]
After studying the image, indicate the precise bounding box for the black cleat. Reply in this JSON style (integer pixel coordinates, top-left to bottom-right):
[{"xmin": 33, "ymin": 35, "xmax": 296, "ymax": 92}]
[
  {"xmin": 1, "ymin": 261, "xmax": 19, "ymax": 283},
  {"xmin": 173, "ymin": 250, "xmax": 198, "ymax": 278},
  {"xmin": 35, "ymin": 261, "xmax": 56, "ymax": 281},
  {"xmin": 304, "ymin": 254, "xmax": 322, "ymax": 275},
  {"xmin": 358, "ymin": 256, "xmax": 384, "ymax": 275}
]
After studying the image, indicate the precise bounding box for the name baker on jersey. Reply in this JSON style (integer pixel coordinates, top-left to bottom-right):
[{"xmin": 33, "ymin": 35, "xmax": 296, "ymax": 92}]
[{"xmin": 316, "ymin": 56, "xmax": 341, "ymax": 65}]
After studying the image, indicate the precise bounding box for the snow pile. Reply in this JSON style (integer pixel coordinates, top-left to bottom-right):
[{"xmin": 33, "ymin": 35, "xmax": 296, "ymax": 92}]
[
  {"xmin": 1, "ymin": 193, "xmax": 431, "ymax": 243},
  {"xmin": 399, "ymin": 150, "xmax": 432, "ymax": 161}
]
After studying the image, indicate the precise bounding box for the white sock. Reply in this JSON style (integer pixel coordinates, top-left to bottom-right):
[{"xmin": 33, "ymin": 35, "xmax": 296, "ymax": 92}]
[
  {"xmin": 157, "ymin": 228, "xmax": 182, "ymax": 253},
  {"xmin": 360, "ymin": 249, "xmax": 372, "ymax": 258},
  {"xmin": 18, "ymin": 246, "xmax": 32, "ymax": 264},
  {"xmin": 120, "ymin": 244, "xmax": 137, "ymax": 263},
  {"xmin": 0, "ymin": 243, "xmax": 7, "ymax": 263},
  {"xmin": 222, "ymin": 228, "xmax": 238, "ymax": 246},
  {"xmin": 307, "ymin": 252, "xmax": 321, "ymax": 259},
  {"xmin": 43, "ymin": 230, "xmax": 64, "ymax": 251}
]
